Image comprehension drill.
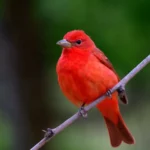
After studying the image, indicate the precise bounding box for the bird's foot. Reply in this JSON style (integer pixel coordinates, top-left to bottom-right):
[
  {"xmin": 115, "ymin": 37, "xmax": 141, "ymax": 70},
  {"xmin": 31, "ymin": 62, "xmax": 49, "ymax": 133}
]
[
  {"xmin": 43, "ymin": 128, "xmax": 54, "ymax": 140},
  {"xmin": 117, "ymin": 86, "xmax": 128, "ymax": 104},
  {"xmin": 106, "ymin": 90, "xmax": 112, "ymax": 98},
  {"xmin": 117, "ymin": 86, "xmax": 125, "ymax": 93},
  {"xmin": 78, "ymin": 103, "xmax": 88, "ymax": 118}
]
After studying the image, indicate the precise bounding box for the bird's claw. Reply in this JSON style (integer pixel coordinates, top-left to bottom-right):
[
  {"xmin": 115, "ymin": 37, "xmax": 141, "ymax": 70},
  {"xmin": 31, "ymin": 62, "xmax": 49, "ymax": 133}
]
[
  {"xmin": 78, "ymin": 106, "xmax": 88, "ymax": 118},
  {"xmin": 117, "ymin": 86, "xmax": 128, "ymax": 104},
  {"xmin": 106, "ymin": 90, "xmax": 112, "ymax": 98},
  {"xmin": 117, "ymin": 86, "xmax": 125, "ymax": 93},
  {"xmin": 43, "ymin": 128, "xmax": 54, "ymax": 140}
]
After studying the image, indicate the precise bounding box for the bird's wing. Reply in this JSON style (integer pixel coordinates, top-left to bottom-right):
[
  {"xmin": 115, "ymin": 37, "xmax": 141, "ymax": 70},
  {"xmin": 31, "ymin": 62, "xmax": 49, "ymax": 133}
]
[
  {"xmin": 92, "ymin": 48, "xmax": 119, "ymax": 80},
  {"xmin": 92, "ymin": 48, "xmax": 128, "ymax": 104}
]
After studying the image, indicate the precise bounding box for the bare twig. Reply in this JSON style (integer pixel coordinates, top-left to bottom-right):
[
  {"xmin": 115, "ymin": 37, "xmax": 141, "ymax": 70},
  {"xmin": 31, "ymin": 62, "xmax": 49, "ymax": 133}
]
[{"xmin": 30, "ymin": 55, "xmax": 150, "ymax": 150}]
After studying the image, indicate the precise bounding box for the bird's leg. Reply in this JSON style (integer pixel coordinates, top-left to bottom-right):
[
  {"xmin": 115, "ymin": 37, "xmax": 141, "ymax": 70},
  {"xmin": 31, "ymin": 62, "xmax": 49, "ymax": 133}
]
[
  {"xmin": 106, "ymin": 90, "xmax": 112, "ymax": 99},
  {"xmin": 43, "ymin": 128, "xmax": 54, "ymax": 140},
  {"xmin": 78, "ymin": 103, "xmax": 88, "ymax": 118}
]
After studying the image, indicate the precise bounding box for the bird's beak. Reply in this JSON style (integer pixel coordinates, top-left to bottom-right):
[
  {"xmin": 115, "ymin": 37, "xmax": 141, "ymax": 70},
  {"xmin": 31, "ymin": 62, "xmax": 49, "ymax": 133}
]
[{"xmin": 56, "ymin": 39, "xmax": 72, "ymax": 48}]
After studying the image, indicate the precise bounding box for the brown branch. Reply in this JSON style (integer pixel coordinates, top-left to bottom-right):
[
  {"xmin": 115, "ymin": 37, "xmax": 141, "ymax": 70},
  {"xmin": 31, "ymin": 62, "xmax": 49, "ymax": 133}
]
[{"xmin": 30, "ymin": 54, "xmax": 150, "ymax": 150}]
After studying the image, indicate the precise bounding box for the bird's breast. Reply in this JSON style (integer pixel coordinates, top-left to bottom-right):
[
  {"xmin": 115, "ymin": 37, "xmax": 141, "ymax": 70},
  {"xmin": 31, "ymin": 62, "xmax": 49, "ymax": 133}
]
[{"xmin": 56, "ymin": 53, "xmax": 118, "ymax": 107}]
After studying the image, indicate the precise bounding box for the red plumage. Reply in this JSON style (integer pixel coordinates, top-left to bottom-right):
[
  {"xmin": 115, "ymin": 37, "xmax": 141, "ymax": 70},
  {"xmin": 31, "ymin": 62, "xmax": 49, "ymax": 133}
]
[{"xmin": 56, "ymin": 30, "xmax": 135, "ymax": 147}]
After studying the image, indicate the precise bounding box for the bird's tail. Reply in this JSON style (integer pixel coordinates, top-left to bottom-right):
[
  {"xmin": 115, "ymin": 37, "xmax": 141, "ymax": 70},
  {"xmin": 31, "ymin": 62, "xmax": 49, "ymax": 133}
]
[
  {"xmin": 97, "ymin": 96, "xmax": 135, "ymax": 147},
  {"xmin": 103, "ymin": 113, "xmax": 135, "ymax": 147}
]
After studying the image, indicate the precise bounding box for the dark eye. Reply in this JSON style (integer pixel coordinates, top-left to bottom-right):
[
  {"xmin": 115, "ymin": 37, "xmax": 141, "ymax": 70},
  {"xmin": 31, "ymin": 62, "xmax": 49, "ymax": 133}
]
[{"xmin": 76, "ymin": 40, "xmax": 82, "ymax": 45}]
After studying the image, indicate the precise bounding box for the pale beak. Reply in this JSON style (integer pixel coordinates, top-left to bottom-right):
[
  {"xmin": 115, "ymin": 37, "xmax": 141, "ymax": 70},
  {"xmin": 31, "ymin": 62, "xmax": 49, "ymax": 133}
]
[{"xmin": 56, "ymin": 39, "xmax": 72, "ymax": 48}]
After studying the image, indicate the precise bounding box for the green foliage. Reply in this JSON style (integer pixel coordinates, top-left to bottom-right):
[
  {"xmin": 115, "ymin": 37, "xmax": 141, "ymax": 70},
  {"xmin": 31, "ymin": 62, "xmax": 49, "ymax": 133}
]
[
  {"xmin": 33, "ymin": 0, "xmax": 149, "ymax": 71},
  {"xmin": 0, "ymin": 112, "xmax": 13, "ymax": 150}
]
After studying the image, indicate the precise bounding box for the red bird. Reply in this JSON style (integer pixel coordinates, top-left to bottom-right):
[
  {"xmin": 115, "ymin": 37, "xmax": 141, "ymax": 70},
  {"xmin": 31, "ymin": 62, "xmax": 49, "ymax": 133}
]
[{"xmin": 56, "ymin": 30, "xmax": 135, "ymax": 147}]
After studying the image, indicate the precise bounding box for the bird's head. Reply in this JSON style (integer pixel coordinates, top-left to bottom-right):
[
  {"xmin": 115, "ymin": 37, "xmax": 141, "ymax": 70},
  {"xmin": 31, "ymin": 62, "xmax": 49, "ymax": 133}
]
[{"xmin": 56, "ymin": 30, "xmax": 95, "ymax": 51}]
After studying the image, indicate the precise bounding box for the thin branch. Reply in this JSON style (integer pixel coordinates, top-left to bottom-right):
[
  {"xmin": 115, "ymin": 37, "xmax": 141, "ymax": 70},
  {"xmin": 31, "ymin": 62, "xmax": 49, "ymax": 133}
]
[{"xmin": 30, "ymin": 54, "xmax": 150, "ymax": 150}]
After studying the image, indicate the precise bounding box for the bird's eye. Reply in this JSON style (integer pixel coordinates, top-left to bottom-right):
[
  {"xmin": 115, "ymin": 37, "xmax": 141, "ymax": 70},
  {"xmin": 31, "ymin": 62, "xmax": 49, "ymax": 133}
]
[{"xmin": 76, "ymin": 40, "xmax": 82, "ymax": 45}]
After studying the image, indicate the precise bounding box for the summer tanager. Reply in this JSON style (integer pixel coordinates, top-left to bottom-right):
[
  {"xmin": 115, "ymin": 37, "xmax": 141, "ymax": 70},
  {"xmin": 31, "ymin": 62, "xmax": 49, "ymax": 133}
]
[{"xmin": 56, "ymin": 30, "xmax": 135, "ymax": 147}]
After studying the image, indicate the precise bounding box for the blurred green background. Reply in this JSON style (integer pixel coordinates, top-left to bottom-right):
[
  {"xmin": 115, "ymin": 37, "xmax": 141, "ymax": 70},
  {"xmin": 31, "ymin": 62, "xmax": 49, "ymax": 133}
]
[{"xmin": 0, "ymin": 0, "xmax": 150, "ymax": 150}]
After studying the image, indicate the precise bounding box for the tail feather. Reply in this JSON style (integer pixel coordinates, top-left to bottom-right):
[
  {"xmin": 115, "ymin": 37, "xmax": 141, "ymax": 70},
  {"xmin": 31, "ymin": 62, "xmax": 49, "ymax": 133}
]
[
  {"xmin": 104, "ymin": 117, "xmax": 122, "ymax": 147},
  {"xmin": 117, "ymin": 113, "xmax": 135, "ymax": 144},
  {"xmin": 96, "ymin": 94, "xmax": 135, "ymax": 147},
  {"xmin": 104, "ymin": 113, "xmax": 135, "ymax": 147}
]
